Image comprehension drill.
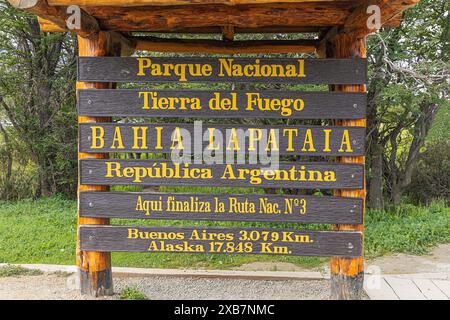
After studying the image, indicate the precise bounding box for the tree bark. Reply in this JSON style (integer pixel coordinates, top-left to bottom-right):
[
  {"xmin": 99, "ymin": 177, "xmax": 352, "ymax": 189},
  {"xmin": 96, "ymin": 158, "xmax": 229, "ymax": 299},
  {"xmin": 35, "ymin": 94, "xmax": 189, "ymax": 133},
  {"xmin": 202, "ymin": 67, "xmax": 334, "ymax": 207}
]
[{"xmin": 368, "ymin": 142, "xmax": 384, "ymax": 209}]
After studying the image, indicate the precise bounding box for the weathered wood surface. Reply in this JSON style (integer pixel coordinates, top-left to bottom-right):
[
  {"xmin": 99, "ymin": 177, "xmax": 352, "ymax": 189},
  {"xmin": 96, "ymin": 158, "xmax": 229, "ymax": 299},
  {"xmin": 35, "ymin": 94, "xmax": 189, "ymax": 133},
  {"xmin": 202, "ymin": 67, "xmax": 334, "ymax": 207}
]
[
  {"xmin": 48, "ymin": 0, "xmax": 347, "ymax": 6},
  {"xmin": 132, "ymin": 37, "xmax": 318, "ymax": 54},
  {"xmin": 78, "ymin": 89, "xmax": 367, "ymax": 119},
  {"xmin": 81, "ymin": 3, "xmax": 354, "ymax": 31},
  {"xmin": 329, "ymin": 33, "xmax": 366, "ymax": 300},
  {"xmin": 79, "ymin": 123, "xmax": 365, "ymax": 156},
  {"xmin": 79, "ymin": 225, "xmax": 363, "ymax": 257},
  {"xmin": 76, "ymin": 31, "xmax": 116, "ymax": 297},
  {"xmin": 79, "ymin": 191, "xmax": 363, "ymax": 224},
  {"xmin": 80, "ymin": 159, "xmax": 364, "ymax": 189},
  {"xmin": 344, "ymin": 0, "xmax": 420, "ymax": 36},
  {"xmin": 77, "ymin": 57, "xmax": 367, "ymax": 84},
  {"xmin": 8, "ymin": 0, "xmax": 99, "ymax": 38}
]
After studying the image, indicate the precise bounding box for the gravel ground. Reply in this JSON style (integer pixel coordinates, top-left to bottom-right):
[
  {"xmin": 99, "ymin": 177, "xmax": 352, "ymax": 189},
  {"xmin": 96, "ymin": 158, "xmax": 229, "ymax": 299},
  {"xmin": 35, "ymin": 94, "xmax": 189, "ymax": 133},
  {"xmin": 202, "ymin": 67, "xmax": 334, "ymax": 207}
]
[
  {"xmin": 0, "ymin": 273, "xmax": 333, "ymax": 300},
  {"xmin": 114, "ymin": 276, "xmax": 331, "ymax": 300}
]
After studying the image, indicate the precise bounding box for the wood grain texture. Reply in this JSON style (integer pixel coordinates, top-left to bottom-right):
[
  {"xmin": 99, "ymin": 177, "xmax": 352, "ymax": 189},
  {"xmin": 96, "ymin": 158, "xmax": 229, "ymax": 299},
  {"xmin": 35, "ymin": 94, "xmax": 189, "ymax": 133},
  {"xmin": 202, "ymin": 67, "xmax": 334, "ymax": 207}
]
[
  {"xmin": 329, "ymin": 32, "xmax": 366, "ymax": 300},
  {"xmin": 8, "ymin": 0, "xmax": 99, "ymax": 38},
  {"xmin": 77, "ymin": 89, "xmax": 367, "ymax": 119},
  {"xmin": 82, "ymin": 3, "xmax": 354, "ymax": 31},
  {"xmin": 76, "ymin": 31, "xmax": 118, "ymax": 297},
  {"xmin": 39, "ymin": 21, "xmax": 324, "ymax": 35},
  {"xmin": 79, "ymin": 123, "xmax": 366, "ymax": 156},
  {"xmin": 48, "ymin": 0, "xmax": 342, "ymax": 6},
  {"xmin": 79, "ymin": 225, "xmax": 363, "ymax": 257},
  {"xmin": 77, "ymin": 57, "xmax": 367, "ymax": 84},
  {"xmin": 79, "ymin": 191, "xmax": 364, "ymax": 224},
  {"xmin": 344, "ymin": 0, "xmax": 420, "ymax": 36},
  {"xmin": 132, "ymin": 37, "xmax": 318, "ymax": 54},
  {"xmin": 80, "ymin": 159, "xmax": 365, "ymax": 189}
]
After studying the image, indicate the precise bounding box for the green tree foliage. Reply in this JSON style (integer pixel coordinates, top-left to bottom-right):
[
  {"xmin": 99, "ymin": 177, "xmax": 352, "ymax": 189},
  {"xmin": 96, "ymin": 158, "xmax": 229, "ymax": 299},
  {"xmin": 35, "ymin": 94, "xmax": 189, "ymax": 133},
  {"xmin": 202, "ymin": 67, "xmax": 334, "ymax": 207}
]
[
  {"xmin": 366, "ymin": 0, "xmax": 449, "ymax": 207},
  {"xmin": 0, "ymin": 1, "xmax": 78, "ymax": 198},
  {"xmin": 406, "ymin": 140, "xmax": 450, "ymax": 204}
]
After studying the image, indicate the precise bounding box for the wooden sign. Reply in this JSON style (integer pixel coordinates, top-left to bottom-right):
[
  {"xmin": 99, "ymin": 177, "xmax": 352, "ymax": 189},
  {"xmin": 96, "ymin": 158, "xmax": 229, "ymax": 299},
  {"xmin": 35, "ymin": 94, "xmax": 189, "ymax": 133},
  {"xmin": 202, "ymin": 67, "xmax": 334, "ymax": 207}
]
[
  {"xmin": 80, "ymin": 159, "xmax": 364, "ymax": 189},
  {"xmin": 77, "ymin": 89, "xmax": 367, "ymax": 119},
  {"xmin": 79, "ymin": 192, "xmax": 363, "ymax": 224},
  {"xmin": 79, "ymin": 225, "xmax": 362, "ymax": 257},
  {"xmin": 77, "ymin": 57, "xmax": 367, "ymax": 84},
  {"xmin": 79, "ymin": 123, "xmax": 365, "ymax": 156}
]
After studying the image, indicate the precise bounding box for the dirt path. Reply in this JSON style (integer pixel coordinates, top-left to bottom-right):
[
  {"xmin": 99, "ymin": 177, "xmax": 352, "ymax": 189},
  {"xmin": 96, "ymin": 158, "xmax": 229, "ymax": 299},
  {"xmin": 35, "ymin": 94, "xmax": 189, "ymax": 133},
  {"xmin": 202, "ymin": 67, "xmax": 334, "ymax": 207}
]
[{"xmin": 366, "ymin": 244, "xmax": 450, "ymax": 275}]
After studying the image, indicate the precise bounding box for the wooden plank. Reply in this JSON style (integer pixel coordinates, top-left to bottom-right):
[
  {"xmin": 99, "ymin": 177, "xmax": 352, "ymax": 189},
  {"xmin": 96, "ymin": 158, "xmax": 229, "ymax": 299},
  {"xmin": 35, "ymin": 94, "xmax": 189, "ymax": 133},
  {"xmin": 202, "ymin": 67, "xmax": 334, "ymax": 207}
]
[
  {"xmin": 384, "ymin": 277, "xmax": 426, "ymax": 300},
  {"xmin": 79, "ymin": 159, "xmax": 365, "ymax": 189},
  {"xmin": 77, "ymin": 57, "xmax": 367, "ymax": 84},
  {"xmin": 432, "ymin": 280, "xmax": 450, "ymax": 298},
  {"xmin": 79, "ymin": 191, "xmax": 363, "ymax": 224},
  {"xmin": 413, "ymin": 279, "xmax": 449, "ymax": 300},
  {"xmin": 79, "ymin": 123, "xmax": 365, "ymax": 156},
  {"xmin": 78, "ymin": 89, "xmax": 367, "ymax": 119},
  {"xmin": 79, "ymin": 225, "xmax": 363, "ymax": 257},
  {"xmin": 363, "ymin": 277, "xmax": 399, "ymax": 300}
]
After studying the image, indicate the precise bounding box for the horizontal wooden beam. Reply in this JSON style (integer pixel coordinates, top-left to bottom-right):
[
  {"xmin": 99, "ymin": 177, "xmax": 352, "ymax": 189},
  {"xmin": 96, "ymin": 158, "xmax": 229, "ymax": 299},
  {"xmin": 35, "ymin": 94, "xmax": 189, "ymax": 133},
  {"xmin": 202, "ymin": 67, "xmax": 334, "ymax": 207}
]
[
  {"xmin": 48, "ymin": 0, "xmax": 337, "ymax": 6},
  {"xmin": 8, "ymin": 0, "xmax": 99, "ymax": 38},
  {"xmin": 38, "ymin": 19, "xmax": 323, "ymax": 34},
  {"xmin": 131, "ymin": 36, "xmax": 318, "ymax": 53},
  {"xmin": 38, "ymin": 16, "xmax": 66, "ymax": 32},
  {"xmin": 344, "ymin": 0, "xmax": 419, "ymax": 36},
  {"xmin": 82, "ymin": 3, "xmax": 353, "ymax": 32}
]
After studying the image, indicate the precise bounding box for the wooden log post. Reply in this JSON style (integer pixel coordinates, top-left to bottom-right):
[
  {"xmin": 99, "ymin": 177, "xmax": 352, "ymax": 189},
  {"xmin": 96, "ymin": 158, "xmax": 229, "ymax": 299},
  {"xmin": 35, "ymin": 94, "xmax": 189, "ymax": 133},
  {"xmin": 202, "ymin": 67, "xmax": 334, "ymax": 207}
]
[
  {"xmin": 77, "ymin": 31, "xmax": 121, "ymax": 296},
  {"xmin": 328, "ymin": 32, "xmax": 366, "ymax": 300}
]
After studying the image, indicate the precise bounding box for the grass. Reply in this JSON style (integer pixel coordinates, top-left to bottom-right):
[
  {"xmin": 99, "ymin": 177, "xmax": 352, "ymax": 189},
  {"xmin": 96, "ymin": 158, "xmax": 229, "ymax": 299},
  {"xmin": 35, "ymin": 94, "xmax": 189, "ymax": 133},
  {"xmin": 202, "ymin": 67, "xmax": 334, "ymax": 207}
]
[
  {"xmin": 119, "ymin": 286, "xmax": 149, "ymax": 300},
  {"xmin": 365, "ymin": 200, "xmax": 450, "ymax": 257},
  {"xmin": 0, "ymin": 265, "xmax": 43, "ymax": 277},
  {"xmin": 0, "ymin": 196, "xmax": 448, "ymax": 269}
]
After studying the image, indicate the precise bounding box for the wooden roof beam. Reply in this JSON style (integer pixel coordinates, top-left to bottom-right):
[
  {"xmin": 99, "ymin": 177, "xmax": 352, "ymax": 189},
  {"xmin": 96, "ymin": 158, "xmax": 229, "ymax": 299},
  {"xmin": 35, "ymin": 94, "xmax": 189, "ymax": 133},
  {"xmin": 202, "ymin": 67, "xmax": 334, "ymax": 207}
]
[
  {"xmin": 47, "ymin": 0, "xmax": 340, "ymax": 7},
  {"xmin": 131, "ymin": 36, "xmax": 318, "ymax": 54},
  {"xmin": 38, "ymin": 19, "xmax": 323, "ymax": 34},
  {"xmin": 318, "ymin": 0, "xmax": 419, "ymax": 53},
  {"xmin": 83, "ymin": 3, "xmax": 352, "ymax": 32},
  {"xmin": 221, "ymin": 26, "xmax": 235, "ymax": 41},
  {"xmin": 343, "ymin": 0, "xmax": 420, "ymax": 36},
  {"xmin": 8, "ymin": 0, "xmax": 99, "ymax": 38}
]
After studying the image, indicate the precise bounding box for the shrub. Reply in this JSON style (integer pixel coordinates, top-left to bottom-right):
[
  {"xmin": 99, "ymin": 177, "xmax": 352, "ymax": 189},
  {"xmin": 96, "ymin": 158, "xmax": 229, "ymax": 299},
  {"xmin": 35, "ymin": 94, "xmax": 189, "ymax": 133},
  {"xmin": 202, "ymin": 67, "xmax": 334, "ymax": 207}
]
[{"xmin": 406, "ymin": 140, "xmax": 450, "ymax": 205}]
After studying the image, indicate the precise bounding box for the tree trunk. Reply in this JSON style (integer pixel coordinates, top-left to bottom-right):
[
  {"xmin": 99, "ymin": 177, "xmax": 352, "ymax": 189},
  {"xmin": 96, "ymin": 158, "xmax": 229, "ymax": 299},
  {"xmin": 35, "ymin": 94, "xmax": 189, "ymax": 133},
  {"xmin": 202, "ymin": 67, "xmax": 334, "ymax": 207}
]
[
  {"xmin": 391, "ymin": 183, "xmax": 403, "ymax": 205},
  {"xmin": 368, "ymin": 143, "xmax": 384, "ymax": 209},
  {"xmin": 0, "ymin": 122, "xmax": 13, "ymax": 199}
]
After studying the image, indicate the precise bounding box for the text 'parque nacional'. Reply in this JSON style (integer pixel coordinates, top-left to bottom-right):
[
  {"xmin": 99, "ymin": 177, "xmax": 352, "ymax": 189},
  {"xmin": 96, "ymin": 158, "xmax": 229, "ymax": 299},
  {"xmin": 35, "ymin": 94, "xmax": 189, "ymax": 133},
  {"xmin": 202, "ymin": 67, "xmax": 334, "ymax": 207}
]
[{"xmin": 77, "ymin": 57, "xmax": 367, "ymax": 84}]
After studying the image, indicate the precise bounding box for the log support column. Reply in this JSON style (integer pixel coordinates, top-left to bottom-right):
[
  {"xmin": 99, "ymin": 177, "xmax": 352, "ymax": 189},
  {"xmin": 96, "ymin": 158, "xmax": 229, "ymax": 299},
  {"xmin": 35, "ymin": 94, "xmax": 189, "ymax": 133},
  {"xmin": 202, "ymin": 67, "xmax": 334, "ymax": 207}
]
[
  {"xmin": 328, "ymin": 32, "xmax": 366, "ymax": 300},
  {"xmin": 77, "ymin": 31, "xmax": 121, "ymax": 296}
]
